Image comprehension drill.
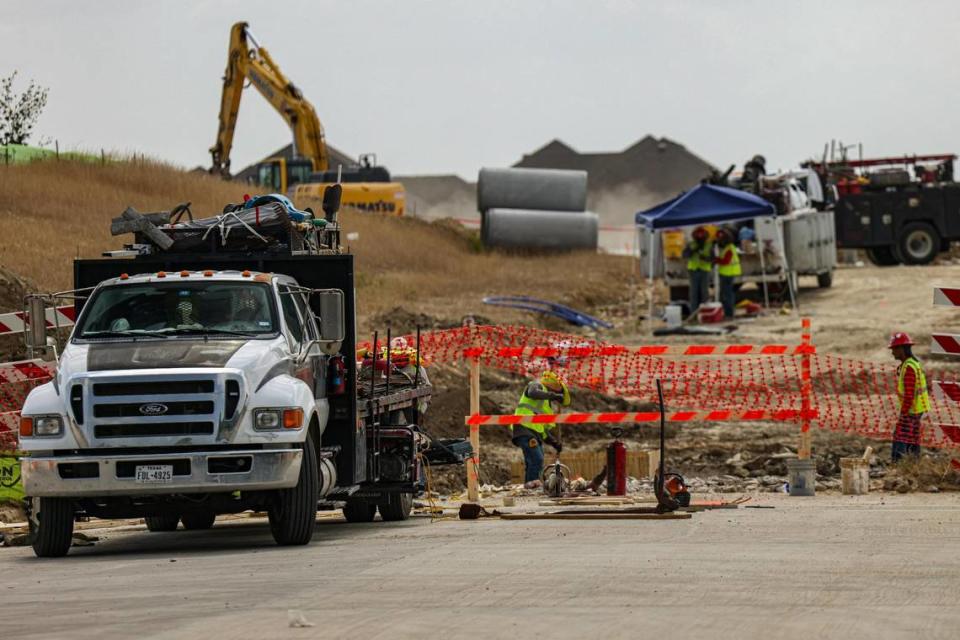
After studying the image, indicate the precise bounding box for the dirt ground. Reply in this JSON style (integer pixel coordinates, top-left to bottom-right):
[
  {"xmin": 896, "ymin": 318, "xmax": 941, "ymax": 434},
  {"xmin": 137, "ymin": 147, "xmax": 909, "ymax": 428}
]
[{"xmin": 420, "ymin": 263, "xmax": 960, "ymax": 494}]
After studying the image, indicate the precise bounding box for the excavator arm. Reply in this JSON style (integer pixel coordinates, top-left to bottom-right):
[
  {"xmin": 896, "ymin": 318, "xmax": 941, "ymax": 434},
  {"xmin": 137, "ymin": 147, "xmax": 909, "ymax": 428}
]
[{"xmin": 210, "ymin": 22, "xmax": 329, "ymax": 177}]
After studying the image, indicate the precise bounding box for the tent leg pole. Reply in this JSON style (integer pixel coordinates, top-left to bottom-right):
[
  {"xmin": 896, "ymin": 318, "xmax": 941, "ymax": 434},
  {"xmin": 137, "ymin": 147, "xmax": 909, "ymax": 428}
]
[
  {"xmin": 758, "ymin": 234, "xmax": 770, "ymax": 309},
  {"xmin": 648, "ymin": 231, "xmax": 655, "ymax": 335},
  {"xmin": 775, "ymin": 221, "xmax": 798, "ymax": 312}
]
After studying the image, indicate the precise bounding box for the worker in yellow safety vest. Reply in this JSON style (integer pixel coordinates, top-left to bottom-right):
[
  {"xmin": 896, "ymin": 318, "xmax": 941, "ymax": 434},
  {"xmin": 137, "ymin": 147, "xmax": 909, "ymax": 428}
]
[
  {"xmin": 888, "ymin": 332, "xmax": 930, "ymax": 461},
  {"xmin": 682, "ymin": 226, "xmax": 713, "ymax": 313},
  {"xmin": 714, "ymin": 227, "xmax": 742, "ymax": 320},
  {"xmin": 512, "ymin": 370, "xmax": 570, "ymax": 487}
]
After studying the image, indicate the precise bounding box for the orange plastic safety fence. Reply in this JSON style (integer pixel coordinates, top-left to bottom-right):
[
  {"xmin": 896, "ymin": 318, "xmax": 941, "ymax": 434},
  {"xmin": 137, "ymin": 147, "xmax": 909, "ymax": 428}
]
[{"xmin": 414, "ymin": 325, "xmax": 960, "ymax": 449}]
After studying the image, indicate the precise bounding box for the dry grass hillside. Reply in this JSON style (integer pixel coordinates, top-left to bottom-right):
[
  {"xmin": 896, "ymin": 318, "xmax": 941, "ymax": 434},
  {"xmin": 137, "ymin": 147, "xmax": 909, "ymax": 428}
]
[{"xmin": 0, "ymin": 159, "xmax": 634, "ymax": 330}]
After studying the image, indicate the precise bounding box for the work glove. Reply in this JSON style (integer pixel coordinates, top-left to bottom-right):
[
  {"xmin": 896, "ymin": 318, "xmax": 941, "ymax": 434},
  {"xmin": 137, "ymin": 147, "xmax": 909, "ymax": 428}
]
[
  {"xmin": 550, "ymin": 392, "xmax": 565, "ymax": 403},
  {"xmin": 545, "ymin": 437, "xmax": 563, "ymax": 453}
]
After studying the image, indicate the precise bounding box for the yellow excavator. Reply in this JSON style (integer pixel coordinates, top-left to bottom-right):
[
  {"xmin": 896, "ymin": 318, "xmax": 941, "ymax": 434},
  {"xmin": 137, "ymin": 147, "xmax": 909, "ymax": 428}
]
[{"xmin": 210, "ymin": 21, "xmax": 405, "ymax": 215}]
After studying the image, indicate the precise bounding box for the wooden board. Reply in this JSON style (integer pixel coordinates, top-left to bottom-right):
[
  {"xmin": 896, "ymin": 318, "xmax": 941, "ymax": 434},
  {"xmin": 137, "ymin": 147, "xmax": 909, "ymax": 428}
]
[
  {"xmin": 499, "ymin": 512, "xmax": 691, "ymax": 521},
  {"xmin": 510, "ymin": 449, "xmax": 660, "ymax": 484}
]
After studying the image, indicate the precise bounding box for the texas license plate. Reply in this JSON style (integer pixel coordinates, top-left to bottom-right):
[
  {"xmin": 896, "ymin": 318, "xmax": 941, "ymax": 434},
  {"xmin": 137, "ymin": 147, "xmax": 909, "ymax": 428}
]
[{"xmin": 135, "ymin": 465, "xmax": 173, "ymax": 484}]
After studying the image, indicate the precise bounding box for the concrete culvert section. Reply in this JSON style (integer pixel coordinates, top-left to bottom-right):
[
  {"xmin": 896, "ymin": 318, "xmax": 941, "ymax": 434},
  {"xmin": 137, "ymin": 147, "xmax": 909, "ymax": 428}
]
[
  {"xmin": 482, "ymin": 208, "xmax": 599, "ymax": 250},
  {"xmin": 477, "ymin": 167, "xmax": 588, "ymax": 212}
]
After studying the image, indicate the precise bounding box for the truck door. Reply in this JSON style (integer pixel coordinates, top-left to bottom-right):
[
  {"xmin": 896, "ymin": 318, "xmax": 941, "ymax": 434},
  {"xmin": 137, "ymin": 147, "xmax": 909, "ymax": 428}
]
[{"xmin": 278, "ymin": 284, "xmax": 316, "ymax": 395}]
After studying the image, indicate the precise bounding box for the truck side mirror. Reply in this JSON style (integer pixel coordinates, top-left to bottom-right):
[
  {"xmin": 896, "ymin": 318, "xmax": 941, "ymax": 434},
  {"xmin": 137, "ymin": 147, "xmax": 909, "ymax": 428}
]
[
  {"xmin": 316, "ymin": 289, "xmax": 345, "ymax": 343},
  {"xmin": 322, "ymin": 184, "xmax": 342, "ymax": 223},
  {"xmin": 25, "ymin": 295, "xmax": 47, "ymax": 356}
]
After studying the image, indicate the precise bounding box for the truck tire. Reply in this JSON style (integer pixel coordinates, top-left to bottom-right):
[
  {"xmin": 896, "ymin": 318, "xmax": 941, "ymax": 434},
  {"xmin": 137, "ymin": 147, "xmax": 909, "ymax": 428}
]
[
  {"xmin": 30, "ymin": 497, "xmax": 75, "ymax": 558},
  {"xmin": 816, "ymin": 271, "xmax": 833, "ymax": 288},
  {"xmin": 865, "ymin": 247, "xmax": 900, "ymax": 266},
  {"xmin": 377, "ymin": 492, "xmax": 413, "ymax": 522},
  {"xmin": 342, "ymin": 500, "xmax": 377, "ymax": 523},
  {"xmin": 269, "ymin": 434, "xmax": 318, "ymax": 546},
  {"xmin": 144, "ymin": 514, "xmax": 180, "ymax": 532},
  {"xmin": 181, "ymin": 511, "xmax": 216, "ymax": 530},
  {"xmin": 898, "ymin": 223, "xmax": 940, "ymax": 265}
]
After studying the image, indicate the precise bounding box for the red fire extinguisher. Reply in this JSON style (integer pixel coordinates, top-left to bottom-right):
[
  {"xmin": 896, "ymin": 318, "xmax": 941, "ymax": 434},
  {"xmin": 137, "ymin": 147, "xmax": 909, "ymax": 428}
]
[
  {"xmin": 328, "ymin": 355, "xmax": 346, "ymax": 396},
  {"xmin": 606, "ymin": 428, "xmax": 627, "ymax": 496}
]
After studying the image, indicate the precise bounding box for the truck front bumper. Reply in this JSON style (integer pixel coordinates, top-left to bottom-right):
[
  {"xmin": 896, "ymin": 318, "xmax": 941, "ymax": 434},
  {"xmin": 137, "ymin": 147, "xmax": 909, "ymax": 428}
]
[{"xmin": 21, "ymin": 448, "xmax": 302, "ymax": 497}]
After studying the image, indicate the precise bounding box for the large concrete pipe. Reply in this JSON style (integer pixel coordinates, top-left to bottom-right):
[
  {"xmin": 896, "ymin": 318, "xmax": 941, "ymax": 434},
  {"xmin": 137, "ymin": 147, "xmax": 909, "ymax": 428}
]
[
  {"xmin": 477, "ymin": 167, "xmax": 588, "ymax": 213},
  {"xmin": 482, "ymin": 208, "xmax": 599, "ymax": 250}
]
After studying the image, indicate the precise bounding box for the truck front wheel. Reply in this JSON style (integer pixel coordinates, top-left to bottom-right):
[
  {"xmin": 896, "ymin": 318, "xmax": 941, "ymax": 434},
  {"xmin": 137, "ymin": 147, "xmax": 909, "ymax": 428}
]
[
  {"xmin": 898, "ymin": 223, "xmax": 940, "ymax": 265},
  {"xmin": 377, "ymin": 493, "xmax": 413, "ymax": 522},
  {"xmin": 30, "ymin": 497, "xmax": 75, "ymax": 558},
  {"xmin": 269, "ymin": 434, "xmax": 318, "ymax": 545}
]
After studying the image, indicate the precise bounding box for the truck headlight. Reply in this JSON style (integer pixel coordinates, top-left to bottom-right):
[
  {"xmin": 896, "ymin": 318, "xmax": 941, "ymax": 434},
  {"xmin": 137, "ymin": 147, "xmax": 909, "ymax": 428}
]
[
  {"xmin": 253, "ymin": 408, "xmax": 304, "ymax": 430},
  {"xmin": 21, "ymin": 415, "xmax": 64, "ymax": 437},
  {"xmin": 254, "ymin": 409, "xmax": 282, "ymax": 430}
]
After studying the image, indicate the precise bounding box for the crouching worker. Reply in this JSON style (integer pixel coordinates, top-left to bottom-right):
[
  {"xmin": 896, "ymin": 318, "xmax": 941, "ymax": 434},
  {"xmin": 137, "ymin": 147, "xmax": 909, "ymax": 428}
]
[{"xmin": 512, "ymin": 371, "xmax": 570, "ymax": 488}]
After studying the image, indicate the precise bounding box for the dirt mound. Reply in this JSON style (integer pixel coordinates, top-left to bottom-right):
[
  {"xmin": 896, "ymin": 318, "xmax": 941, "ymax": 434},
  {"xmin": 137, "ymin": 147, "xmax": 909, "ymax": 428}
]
[{"xmin": 0, "ymin": 265, "xmax": 36, "ymax": 313}]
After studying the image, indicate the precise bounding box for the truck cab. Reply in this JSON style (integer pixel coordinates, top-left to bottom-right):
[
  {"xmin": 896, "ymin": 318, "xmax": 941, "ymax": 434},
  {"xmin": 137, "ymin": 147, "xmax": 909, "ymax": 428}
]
[{"xmin": 18, "ymin": 197, "xmax": 461, "ymax": 557}]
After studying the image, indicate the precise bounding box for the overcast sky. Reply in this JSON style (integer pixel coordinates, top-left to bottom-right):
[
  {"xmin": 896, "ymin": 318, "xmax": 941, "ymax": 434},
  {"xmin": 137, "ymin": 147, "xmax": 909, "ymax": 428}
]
[{"xmin": 4, "ymin": 0, "xmax": 959, "ymax": 179}]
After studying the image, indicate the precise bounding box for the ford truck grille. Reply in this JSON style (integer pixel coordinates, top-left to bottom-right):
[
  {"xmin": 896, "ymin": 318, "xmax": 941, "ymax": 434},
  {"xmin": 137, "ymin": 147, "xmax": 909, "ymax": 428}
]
[
  {"xmin": 79, "ymin": 374, "xmax": 236, "ymax": 446},
  {"xmin": 95, "ymin": 422, "xmax": 215, "ymax": 438}
]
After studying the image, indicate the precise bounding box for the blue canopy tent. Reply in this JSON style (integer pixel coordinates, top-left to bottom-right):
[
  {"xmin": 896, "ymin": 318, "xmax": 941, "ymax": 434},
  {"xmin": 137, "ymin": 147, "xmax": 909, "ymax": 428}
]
[
  {"xmin": 634, "ymin": 184, "xmax": 792, "ymax": 323},
  {"xmin": 635, "ymin": 183, "xmax": 775, "ymax": 230}
]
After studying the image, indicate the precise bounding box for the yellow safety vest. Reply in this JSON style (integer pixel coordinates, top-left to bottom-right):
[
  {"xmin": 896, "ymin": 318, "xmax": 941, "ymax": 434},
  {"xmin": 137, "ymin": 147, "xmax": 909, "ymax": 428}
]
[
  {"xmin": 686, "ymin": 240, "xmax": 713, "ymax": 272},
  {"xmin": 717, "ymin": 243, "xmax": 742, "ymax": 277},
  {"xmin": 897, "ymin": 357, "xmax": 930, "ymax": 415},
  {"xmin": 513, "ymin": 388, "xmax": 557, "ymax": 437}
]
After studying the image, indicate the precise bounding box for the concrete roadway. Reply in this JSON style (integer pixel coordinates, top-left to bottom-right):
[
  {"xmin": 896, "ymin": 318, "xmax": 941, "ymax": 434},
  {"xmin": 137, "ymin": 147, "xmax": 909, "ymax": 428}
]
[{"xmin": 4, "ymin": 493, "xmax": 960, "ymax": 639}]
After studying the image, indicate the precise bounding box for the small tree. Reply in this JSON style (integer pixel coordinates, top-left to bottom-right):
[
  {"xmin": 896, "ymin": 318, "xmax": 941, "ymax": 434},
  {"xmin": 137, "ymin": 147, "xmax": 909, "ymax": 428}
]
[{"xmin": 0, "ymin": 71, "xmax": 49, "ymax": 146}]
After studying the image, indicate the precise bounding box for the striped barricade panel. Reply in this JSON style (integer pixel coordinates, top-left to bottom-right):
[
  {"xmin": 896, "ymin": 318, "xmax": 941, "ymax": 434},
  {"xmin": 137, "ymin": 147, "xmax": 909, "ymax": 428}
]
[{"xmin": 0, "ymin": 305, "xmax": 76, "ymax": 336}]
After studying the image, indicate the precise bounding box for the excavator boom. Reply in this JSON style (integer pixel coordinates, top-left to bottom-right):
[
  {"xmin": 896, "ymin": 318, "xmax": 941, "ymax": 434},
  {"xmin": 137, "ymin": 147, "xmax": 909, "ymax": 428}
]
[{"xmin": 210, "ymin": 21, "xmax": 328, "ymax": 177}]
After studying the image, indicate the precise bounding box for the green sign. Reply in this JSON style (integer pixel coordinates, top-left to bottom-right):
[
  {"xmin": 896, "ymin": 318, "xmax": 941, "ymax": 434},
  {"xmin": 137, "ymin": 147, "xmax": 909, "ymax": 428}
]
[{"xmin": 0, "ymin": 454, "xmax": 24, "ymax": 502}]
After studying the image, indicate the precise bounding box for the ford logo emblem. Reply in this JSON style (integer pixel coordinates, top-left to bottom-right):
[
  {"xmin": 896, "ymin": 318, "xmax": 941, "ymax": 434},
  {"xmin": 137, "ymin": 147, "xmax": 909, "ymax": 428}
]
[{"xmin": 139, "ymin": 403, "xmax": 169, "ymax": 416}]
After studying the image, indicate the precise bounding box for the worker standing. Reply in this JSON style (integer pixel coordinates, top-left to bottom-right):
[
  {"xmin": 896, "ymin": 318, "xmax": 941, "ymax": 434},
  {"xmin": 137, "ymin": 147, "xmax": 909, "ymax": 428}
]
[
  {"xmin": 512, "ymin": 371, "xmax": 570, "ymax": 487},
  {"xmin": 682, "ymin": 226, "xmax": 713, "ymax": 313},
  {"xmin": 714, "ymin": 227, "xmax": 742, "ymax": 320},
  {"xmin": 889, "ymin": 333, "xmax": 930, "ymax": 461}
]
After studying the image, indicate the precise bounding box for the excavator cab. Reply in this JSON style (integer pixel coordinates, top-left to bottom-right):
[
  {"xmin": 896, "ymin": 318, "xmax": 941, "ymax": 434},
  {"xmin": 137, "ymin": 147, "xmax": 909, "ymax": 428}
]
[{"xmin": 256, "ymin": 157, "xmax": 315, "ymax": 194}]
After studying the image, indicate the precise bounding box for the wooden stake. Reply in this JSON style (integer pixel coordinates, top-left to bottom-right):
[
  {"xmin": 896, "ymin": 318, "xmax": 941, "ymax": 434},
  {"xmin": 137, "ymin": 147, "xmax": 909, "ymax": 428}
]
[
  {"xmin": 799, "ymin": 317, "xmax": 813, "ymax": 460},
  {"xmin": 466, "ymin": 357, "xmax": 481, "ymax": 503}
]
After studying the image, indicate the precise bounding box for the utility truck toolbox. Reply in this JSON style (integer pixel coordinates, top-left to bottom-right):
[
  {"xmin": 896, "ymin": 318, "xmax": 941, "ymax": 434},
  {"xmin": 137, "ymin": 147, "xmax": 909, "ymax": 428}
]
[{"xmin": 18, "ymin": 194, "xmax": 468, "ymax": 558}]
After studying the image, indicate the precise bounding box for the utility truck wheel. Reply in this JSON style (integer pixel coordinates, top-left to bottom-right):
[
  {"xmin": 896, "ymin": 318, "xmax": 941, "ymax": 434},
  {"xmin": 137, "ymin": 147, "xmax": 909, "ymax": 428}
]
[
  {"xmin": 30, "ymin": 497, "xmax": 75, "ymax": 558},
  {"xmin": 898, "ymin": 223, "xmax": 939, "ymax": 265},
  {"xmin": 342, "ymin": 500, "xmax": 377, "ymax": 523},
  {"xmin": 181, "ymin": 511, "xmax": 216, "ymax": 530},
  {"xmin": 377, "ymin": 492, "xmax": 413, "ymax": 522},
  {"xmin": 144, "ymin": 514, "xmax": 180, "ymax": 532},
  {"xmin": 816, "ymin": 271, "xmax": 833, "ymax": 288},
  {"xmin": 269, "ymin": 435, "xmax": 318, "ymax": 545}
]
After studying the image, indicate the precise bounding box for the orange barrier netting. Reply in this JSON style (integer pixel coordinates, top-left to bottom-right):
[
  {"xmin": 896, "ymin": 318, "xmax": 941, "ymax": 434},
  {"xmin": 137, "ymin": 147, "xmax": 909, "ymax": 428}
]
[
  {"xmin": 2, "ymin": 325, "xmax": 959, "ymax": 450},
  {"xmin": 414, "ymin": 325, "xmax": 960, "ymax": 449}
]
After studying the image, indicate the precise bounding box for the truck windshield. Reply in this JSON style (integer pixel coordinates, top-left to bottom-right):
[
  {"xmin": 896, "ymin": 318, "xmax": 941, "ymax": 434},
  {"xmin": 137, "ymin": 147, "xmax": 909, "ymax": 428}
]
[{"xmin": 75, "ymin": 281, "xmax": 278, "ymax": 339}]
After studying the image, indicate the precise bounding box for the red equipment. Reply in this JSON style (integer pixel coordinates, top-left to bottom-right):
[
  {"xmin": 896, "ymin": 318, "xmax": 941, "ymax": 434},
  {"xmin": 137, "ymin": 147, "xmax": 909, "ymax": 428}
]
[
  {"xmin": 888, "ymin": 332, "xmax": 914, "ymax": 348},
  {"xmin": 606, "ymin": 429, "xmax": 627, "ymax": 496},
  {"xmin": 328, "ymin": 354, "xmax": 346, "ymax": 395}
]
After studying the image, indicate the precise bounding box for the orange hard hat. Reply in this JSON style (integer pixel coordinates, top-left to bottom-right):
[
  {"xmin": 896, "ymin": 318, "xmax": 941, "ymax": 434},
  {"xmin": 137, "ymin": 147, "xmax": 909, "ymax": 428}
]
[
  {"xmin": 888, "ymin": 332, "xmax": 914, "ymax": 348},
  {"xmin": 692, "ymin": 226, "xmax": 708, "ymax": 240}
]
